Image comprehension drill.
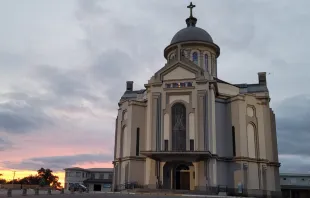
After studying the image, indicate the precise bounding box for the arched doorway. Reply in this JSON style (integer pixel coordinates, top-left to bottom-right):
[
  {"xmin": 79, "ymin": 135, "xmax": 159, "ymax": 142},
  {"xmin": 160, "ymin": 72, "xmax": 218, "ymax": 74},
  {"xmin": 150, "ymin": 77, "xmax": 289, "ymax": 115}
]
[
  {"xmin": 172, "ymin": 103, "xmax": 186, "ymax": 151},
  {"xmin": 175, "ymin": 164, "xmax": 190, "ymax": 190},
  {"xmin": 163, "ymin": 162, "xmax": 192, "ymax": 190}
]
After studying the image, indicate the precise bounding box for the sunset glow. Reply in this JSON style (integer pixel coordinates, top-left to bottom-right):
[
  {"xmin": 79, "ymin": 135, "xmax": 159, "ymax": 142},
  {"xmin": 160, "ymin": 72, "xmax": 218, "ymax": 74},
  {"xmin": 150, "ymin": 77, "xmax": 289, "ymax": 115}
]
[
  {"xmin": 0, "ymin": 170, "xmax": 65, "ymax": 186},
  {"xmin": 0, "ymin": 162, "xmax": 113, "ymax": 186}
]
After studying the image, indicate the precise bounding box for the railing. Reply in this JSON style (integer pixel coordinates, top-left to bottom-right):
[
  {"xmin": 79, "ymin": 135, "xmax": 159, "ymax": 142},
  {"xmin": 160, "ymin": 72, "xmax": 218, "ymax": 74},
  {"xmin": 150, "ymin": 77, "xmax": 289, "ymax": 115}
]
[
  {"xmin": 114, "ymin": 182, "xmax": 282, "ymax": 198},
  {"xmin": 115, "ymin": 182, "xmax": 145, "ymax": 191}
]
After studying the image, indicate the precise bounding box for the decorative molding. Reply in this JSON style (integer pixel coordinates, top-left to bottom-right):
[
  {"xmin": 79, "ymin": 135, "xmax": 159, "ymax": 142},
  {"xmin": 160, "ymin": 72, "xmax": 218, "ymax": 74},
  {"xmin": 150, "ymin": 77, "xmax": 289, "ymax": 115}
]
[
  {"xmin": 113, "ymin": 156, "xmax": 146, "ymax": 163},
  {"xmin": 209, "ymin": 81, "xmax": 219, "ymax": 96},
  {"xmin": 262, "ymin": 164, "xmax": 267, "ymax": 171},
  {"xmin": 163, "ymin": 87, "xmax": 195, "ymax": 91},
  {"xmin": 165, "ymin": 91, "xmax": 193, "ymax": 106},
  {"xmin": 163, "ymin": 41, "xmax": 221, "ymax": 58},
  {"xmin": 229, "ymin": 95, "xmax": 246, "ymax": 103},
  {"xmin": 128, "ymin": 101, "xmax": 147, "ymax": 107},
  {"xmin": 152, "ymin": 82, "xmax": 163, "ymax": 87},
  {"xmin": 196, "ymin": 79, "xmax": 208, "ymax": 84}
]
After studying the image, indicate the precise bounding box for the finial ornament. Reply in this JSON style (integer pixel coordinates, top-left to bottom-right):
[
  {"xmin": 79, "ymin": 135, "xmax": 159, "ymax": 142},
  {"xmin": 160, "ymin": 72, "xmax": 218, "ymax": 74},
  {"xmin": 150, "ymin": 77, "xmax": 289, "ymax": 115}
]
[{"xmin": 187, "ymin": 2, "xmax": 196, "ymax": 17}]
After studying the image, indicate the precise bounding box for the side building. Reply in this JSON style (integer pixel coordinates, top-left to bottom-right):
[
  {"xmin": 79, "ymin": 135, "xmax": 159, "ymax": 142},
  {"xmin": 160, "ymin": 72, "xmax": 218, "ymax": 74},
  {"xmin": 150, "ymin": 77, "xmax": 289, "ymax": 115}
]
[
  {"xmin": 64, "ymin": 167, "xmax": 113, "ymax": 192},
  {"xmin": 281, "ymin": 173, "xmax": 310, "ymax": 198}
]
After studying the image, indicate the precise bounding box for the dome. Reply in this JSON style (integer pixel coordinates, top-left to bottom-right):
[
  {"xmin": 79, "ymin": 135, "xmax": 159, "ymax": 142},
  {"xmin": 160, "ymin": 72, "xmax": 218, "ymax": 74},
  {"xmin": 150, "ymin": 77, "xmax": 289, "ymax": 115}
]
[{"xmin": 170, "ymin": 26, "xmax": 213, "ymax": 45}]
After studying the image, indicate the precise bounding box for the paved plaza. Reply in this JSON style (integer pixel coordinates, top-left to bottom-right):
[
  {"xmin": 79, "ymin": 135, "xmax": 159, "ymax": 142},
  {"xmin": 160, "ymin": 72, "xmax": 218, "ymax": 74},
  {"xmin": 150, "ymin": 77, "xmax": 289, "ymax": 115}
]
[{"xmin": 0, "ymin": 189, "xmax": 248, "ymax": 198}]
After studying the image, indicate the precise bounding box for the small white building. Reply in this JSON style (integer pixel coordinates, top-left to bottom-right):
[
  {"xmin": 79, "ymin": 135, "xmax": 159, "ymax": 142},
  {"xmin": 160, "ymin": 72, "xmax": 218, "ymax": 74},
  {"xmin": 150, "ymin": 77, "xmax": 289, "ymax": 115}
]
[
  {"xmin": 280, "ymin": 173, "xmax": 310, "ymax": 198},
  {"xmin": 64, "ymin": 167, "xmax": 113, "ymax": 192}
]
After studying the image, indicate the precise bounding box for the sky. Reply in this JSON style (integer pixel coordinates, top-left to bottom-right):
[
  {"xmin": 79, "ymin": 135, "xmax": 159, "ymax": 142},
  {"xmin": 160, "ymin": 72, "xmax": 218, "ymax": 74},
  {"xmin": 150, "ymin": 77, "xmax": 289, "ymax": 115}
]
[{"xmin": 0, "ymin": 0, "xmax": 310, "ymax": 184}]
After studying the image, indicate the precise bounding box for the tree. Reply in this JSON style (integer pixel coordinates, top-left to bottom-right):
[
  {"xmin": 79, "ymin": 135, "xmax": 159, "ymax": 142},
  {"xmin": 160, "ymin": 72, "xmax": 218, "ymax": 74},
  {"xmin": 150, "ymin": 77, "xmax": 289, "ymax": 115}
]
[
  {"xmin": 0, "ymin": 173, "xmax": 6, "ymax": 184},
  {"xmin": 37, "ymin": 168, "xmax": 61, "ymax": 188},
  {"xmin": 19, "ymin": 175, "xmax": 41, "ymax": 185}
]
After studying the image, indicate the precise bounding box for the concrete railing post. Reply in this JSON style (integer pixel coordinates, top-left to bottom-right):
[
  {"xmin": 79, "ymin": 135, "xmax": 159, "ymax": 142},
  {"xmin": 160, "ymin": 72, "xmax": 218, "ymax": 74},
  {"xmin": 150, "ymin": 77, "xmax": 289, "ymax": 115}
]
[
  {"xmin": 22, "ymin": 188, "xmax": 27, "ymax": 196},
  {"xmin": 47, "ymin": 188, "xmax": 52, "ymax": 195},
  {"xmin": 7, "ymin": 189, "xmax": 12, "ymax": 197},
  {"xmin": 35, "ymin": 188, "xmax": 39, "ymax": 195}
]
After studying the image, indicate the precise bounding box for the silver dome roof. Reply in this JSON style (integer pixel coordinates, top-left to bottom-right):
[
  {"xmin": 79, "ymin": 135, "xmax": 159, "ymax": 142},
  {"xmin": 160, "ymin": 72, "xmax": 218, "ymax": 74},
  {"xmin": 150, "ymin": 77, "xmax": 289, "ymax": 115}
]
[{"xmin": 170, "ymin": 26, "xmax": 213, "ymax": 45}]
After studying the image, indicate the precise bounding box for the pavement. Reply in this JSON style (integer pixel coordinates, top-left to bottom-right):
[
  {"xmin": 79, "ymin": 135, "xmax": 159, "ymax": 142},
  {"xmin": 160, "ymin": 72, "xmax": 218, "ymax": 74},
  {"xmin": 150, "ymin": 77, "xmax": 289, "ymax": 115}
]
[{"xmin": 0, "ymin": 189, "xmax": 248, "ymax": 198}]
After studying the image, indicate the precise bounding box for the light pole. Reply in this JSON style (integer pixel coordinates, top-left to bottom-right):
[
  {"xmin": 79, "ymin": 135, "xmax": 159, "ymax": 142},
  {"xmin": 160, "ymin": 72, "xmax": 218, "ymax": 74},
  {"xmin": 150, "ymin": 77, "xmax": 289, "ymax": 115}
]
[{"xmin": 11, "ymin": 171, "xmax": 16, "ymax": 189}]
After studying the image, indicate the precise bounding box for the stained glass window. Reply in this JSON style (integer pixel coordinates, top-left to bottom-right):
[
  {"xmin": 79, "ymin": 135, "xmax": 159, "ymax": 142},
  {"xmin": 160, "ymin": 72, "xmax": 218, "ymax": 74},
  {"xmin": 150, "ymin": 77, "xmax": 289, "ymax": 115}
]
[
  {"xmin": 192, "ymin": 52, "xmax": 198, "ymax": 64},
  {"xmin": 172, "ymin": 103, "xmax": 186, "ymax": 151}
]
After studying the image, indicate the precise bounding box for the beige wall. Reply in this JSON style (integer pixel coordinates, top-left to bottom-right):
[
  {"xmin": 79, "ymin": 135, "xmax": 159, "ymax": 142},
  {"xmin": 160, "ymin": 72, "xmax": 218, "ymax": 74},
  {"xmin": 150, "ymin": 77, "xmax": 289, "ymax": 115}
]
[{"xmin": 114, "ymin": 43, "xmax": 280, "ymax": 193}]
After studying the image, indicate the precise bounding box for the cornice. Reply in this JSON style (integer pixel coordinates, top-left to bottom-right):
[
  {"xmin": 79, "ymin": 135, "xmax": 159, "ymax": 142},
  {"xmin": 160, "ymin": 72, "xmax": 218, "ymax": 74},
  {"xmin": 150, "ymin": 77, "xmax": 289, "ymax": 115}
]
[
  {"xmin": 118, "ymin": 99, "xmax": 129, "ymax": 107},
  {"xmin": 113, "ymin": 156, "xmax": 146, "ymax": 163},
  {"xmin": 164, "ymin": 41, "xmax": 220, "ymax": 58},
  {"xmin": 229, "ymin": 95, "xmax": 246, "ymax": 103},
  {"xmin": 128, "ymin": 101, "xmax": 147, "ymax": 107},
  {"xmin": 209, "ymin": 81, "xmax": 219, "ymax": 96},
  {"xmin": 163, "ymin": 87, "xmax": 195, "ymax": 91},
  {"xmin": 195, "ymin": 79, "xmax": 208, "ymax": 85}
]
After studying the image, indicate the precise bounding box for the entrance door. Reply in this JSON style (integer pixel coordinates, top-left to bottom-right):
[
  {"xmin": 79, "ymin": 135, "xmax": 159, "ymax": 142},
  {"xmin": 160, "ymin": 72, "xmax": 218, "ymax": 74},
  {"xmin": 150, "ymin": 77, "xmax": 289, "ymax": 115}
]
[
  {"xmin": 93, "ymin": 184, "xmax": 102, "ymax": 191},
  {"xmin": 180, "ymin": 172, "xmax": 190, "ymax": 190},
  {"xmin": 175, "ymin": 164, "xmax": 190, "ymax": 190},
  {"xmin": 163, "ymin": 162, "xmax": 193, "ymax": 190}
]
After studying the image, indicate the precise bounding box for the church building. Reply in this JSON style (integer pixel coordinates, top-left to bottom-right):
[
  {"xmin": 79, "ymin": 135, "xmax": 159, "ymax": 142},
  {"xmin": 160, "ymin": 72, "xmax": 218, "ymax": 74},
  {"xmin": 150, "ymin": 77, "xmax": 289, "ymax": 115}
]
[{"xmin": 112, "ymin": 2, "xmax": 281, "ymax": 196}]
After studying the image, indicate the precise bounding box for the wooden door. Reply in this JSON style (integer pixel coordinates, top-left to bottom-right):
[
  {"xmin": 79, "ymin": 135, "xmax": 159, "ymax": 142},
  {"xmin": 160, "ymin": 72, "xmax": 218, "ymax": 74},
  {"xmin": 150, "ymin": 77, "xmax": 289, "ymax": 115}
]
[{"xmin": 180, "ymin": 172, "xmax": 190, "ymax": 190}]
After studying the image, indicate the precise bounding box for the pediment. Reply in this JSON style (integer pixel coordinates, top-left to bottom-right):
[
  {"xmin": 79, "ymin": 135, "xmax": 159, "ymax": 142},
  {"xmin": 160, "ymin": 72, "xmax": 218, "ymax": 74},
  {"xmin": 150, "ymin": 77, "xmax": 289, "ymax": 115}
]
[
  {"xmin": 154, "ymin": 60, "xmax": 204, "ymax": 82},
  {"xmin": 163, "ymin": 66, "xmax": 195, "ymax": 80}
]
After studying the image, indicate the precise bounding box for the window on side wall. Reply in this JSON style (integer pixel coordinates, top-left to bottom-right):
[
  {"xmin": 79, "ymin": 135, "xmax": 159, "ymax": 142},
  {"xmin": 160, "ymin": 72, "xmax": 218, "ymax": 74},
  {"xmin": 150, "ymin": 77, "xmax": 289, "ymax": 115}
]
[{"xmin": 204, "ymin": 54, "xmax": 208, "ymax": 71}]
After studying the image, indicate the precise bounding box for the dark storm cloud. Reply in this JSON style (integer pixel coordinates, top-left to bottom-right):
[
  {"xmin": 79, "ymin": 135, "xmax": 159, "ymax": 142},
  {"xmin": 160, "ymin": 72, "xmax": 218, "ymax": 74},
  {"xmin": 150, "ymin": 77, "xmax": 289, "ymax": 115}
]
[
  {"xmin": 2, "ymin": 153, "xmax": 113, "ymax": 171},
  {"xmin": 0, "ymin": 99, "xmax": 53, "ymax": 134},
  {"xmin": 276, "ymin": 95, "xmax": 310, "ymax": 157}
]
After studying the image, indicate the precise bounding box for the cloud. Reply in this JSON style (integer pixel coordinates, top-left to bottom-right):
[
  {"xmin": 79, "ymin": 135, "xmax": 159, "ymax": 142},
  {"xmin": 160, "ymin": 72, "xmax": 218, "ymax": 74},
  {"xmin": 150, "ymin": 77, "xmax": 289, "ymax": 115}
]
[
  {"xmin": 0, "ymin": 138, "xmax": 12, "ymax": 151},
  {"xmin": 0, "ymin": 0, "xmax": 309, "ymax": 174},
  {"xmin": 0, "ymin": 99, "xmax": 54, "ymax": 134},
  {"xmin": 276, "ymin": 95, "xmax": 310, "ymax": 159},
  {"xmin": 279, "ymin": 155, "xmax": 310, "ymax": 173},
  {"xmin": 2, "ymin": 153, "xmax": 113, "ymax": 171}
]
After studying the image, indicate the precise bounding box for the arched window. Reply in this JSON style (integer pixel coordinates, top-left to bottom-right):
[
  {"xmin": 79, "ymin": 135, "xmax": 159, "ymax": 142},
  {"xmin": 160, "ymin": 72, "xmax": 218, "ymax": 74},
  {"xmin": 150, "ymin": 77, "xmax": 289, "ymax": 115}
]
[
  {"xmin": 247, "ymin": 123, "xmax": 256, "ymax": 158},
  {"xmin": 204, "ymin": 54, "xmax": 208, "ymax": 71},
  {"xmin": 121, "ymin": 126, "xmax": 127, "ymax": 157},
  {"xmin": 232, "ymin": 126, "xmax": 236, "ymax": 156},
  {"xmin": 172, "ymin": 103, "xmax": 186, "ymax": 151},
  {"xmin": 192, "ymin": 52, "xmax": 198, "ymax": 65}
]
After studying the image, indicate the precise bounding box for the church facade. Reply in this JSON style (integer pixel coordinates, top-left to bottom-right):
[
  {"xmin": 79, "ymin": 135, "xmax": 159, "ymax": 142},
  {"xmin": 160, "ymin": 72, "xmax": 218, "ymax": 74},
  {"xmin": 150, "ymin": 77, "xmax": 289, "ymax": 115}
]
[{"xmin": 112, "ymin": 3, "xmax": 281, "ymax": 196}]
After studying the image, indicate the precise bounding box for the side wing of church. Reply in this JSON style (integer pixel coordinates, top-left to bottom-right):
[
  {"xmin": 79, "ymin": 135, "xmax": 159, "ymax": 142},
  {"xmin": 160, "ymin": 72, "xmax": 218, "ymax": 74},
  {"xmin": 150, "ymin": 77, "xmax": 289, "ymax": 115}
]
[{"xmin": 112, "ymin": 3, "xmax": 281, "ymax": 197}]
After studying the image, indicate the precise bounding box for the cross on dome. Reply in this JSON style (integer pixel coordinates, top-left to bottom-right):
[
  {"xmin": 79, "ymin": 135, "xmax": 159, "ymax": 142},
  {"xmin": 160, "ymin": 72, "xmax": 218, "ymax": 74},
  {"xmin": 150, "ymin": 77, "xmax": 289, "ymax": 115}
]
[{"xmin": 187, "ymin": 2, "xmax": 196, "ymax": 17}]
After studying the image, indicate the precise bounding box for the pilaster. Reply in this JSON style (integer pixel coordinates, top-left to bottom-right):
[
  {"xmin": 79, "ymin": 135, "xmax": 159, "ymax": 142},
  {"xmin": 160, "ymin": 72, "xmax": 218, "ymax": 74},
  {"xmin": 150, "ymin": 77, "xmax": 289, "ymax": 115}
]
[
  {"xmin": 209, "ymin": 84, "xmax": 216, "ymax": 153},
  {"xmin": 145, "ymin": 158, "xmax": 157, "ymax": 188},
  {"xmin": 197, "ymin": 90, "xmax": 207, "ymax": 151}
]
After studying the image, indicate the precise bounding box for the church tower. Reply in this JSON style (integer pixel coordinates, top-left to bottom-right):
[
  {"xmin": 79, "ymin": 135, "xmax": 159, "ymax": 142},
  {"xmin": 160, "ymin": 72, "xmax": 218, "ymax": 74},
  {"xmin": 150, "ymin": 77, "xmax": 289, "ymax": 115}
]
[{"xmin": 112, "ymin": 2, "xmax": 281, "ymax": 197}]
